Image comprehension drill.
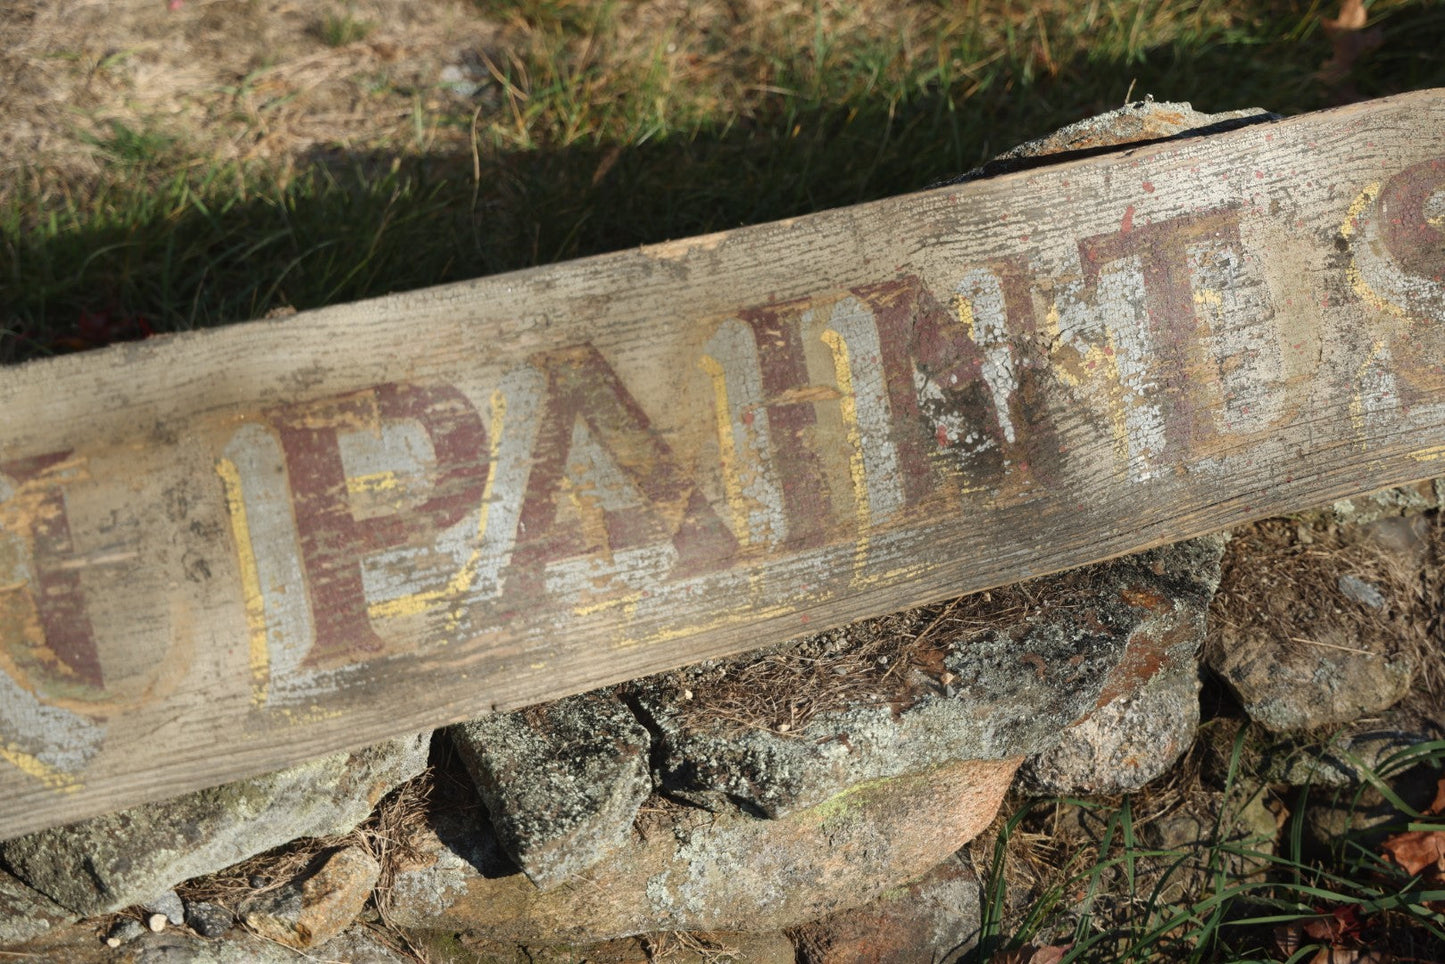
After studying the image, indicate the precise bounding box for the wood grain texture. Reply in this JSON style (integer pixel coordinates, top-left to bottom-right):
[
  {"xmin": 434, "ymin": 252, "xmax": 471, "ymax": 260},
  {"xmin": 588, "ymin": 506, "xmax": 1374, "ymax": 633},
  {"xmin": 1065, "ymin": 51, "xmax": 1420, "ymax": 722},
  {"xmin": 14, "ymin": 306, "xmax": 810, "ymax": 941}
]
[{"xmin": 2, "ymin": 90, "xmax": 1444, "ymax": 839}]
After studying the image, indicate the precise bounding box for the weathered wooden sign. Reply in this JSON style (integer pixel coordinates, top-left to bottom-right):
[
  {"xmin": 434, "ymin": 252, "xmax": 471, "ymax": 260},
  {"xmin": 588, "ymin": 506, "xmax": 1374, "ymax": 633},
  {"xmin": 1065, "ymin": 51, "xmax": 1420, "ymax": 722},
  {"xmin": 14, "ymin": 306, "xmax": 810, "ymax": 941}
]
[{"xmin": 2, "ymin": 90, "xmax": 1444, "ymax": 839}]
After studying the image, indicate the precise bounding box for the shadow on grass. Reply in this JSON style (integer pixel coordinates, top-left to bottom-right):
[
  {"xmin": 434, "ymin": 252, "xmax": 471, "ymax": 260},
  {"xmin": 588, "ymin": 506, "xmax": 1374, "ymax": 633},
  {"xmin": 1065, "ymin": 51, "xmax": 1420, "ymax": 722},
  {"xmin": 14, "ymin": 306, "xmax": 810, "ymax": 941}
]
[{"xmin": 2, "ymin": 0, "xmax": 1444, "ymax": 364}]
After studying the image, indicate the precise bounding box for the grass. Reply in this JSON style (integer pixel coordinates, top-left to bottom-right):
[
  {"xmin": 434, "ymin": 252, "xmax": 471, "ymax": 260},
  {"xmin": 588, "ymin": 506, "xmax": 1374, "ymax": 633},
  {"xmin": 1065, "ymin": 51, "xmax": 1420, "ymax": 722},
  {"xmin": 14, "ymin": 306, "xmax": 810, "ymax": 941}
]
[
  {"xmin": 4, "ymin": 0, "xmax": 1445, "ymax": 363},
  {"xmin": 318, "ymin": 11, "xmax": 375, "ymax": 48},
  {"xmin": 972, "ymin": 722, "xmax": 1445, "ymax": 963}
]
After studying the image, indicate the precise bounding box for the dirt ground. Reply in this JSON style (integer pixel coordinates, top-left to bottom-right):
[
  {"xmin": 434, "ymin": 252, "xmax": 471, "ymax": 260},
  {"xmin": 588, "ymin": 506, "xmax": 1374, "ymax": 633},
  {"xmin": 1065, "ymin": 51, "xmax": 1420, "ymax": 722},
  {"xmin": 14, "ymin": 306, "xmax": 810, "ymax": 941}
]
[{"xmin": 1, "ymin": 0, "xmax": 501, "ymax": 186}]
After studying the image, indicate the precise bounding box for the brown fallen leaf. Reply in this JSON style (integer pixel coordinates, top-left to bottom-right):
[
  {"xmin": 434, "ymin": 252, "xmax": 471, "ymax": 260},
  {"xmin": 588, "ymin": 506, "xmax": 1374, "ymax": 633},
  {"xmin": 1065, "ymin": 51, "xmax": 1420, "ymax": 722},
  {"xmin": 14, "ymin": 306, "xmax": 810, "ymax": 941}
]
[
  {"xmin": 1303, "ymin": 904, "xmax": 1362, "ymax": 943},
  {"xmin": 1380, "ymin": 777, "xmax": 1445, "ymax": 877},
  {"xmin": 1381, "ymin": 827, "xmax": 1445, "ymax": 877},
  {"xmin": 1425, "ymin": 776, "xmax": 1445, "ymax": 817},
  {"xmin": 1308, "ymin": 948, "xmax": 1389, "ymax": 964},
  {"xmin": 1319, "ymin": 0, "xmax": 1384, "ymax": 90}
]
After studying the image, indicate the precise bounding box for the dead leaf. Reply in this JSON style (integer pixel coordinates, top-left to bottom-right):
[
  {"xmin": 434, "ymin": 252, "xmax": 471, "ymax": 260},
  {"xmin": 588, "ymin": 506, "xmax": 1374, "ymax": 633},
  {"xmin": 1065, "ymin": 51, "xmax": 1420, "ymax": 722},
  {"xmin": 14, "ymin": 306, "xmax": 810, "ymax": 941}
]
[
  {"xmin": 1308, "ymin": 949, "xmax": 1389, "ymax": 964},
  {"xmin": 1319, "ymin": 0, "xmax": 1384, "ymax": 89},
  {"xmin": 1425, "ymin": 777, "xmax": 1445, "ymax": 816},
  {"xmin": 1303, "ymin": 904, "xmax": 1362, "ymax": 944},
  {"xmin": 1275, "ymin": 921, "xmax": 1303, "ymax": 957},
  {"xmin": 1322, "ymin": 0, "xmax": 1368, "ymax": 32},
  {"xmin": 1378, "ymin": 779, "xmax": 1445, "ymax": 882},
  {"xmin": 1381, "ymin": 827, "xmax": 1445, "ymax": 877}
]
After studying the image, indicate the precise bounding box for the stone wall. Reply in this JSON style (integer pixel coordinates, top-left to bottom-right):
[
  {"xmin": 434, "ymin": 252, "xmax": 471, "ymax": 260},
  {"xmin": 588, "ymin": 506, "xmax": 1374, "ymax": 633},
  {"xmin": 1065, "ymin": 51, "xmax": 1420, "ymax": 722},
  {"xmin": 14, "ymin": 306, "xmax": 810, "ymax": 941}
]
[
  {"xmin": 4, "ymin": 476, "xmax": 1444, "ymax": 961},
  {"xmin": 1, "ymin": 534, "xmax": 1231, "ymax": 961}
]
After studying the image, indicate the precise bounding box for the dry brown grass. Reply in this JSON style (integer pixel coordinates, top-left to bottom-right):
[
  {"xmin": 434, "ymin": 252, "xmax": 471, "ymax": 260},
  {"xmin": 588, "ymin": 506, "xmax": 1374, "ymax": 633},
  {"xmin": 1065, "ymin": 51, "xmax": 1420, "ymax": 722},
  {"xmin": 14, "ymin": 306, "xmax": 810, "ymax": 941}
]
[
  {"xmin": 0, "ymin": 0, "xmax": 499, "ymax": 194},
  {"xmin": 663, "ymin": 567, "xmax": 1112, "ymax": 737},
  {"xmin": 1209, "ymin": 511, "xmax": 1443, "ymax": 700},
  {"xmin": 0, "ymin": 0, "xmax": 1275, "ymax": 210},
  {"xmin": 170, "ymin": 766, "xmax": 436, "ymax": 960},
  {"xmin": 638, "ymin": 929, "xmax": 747, "ymax": 962}
]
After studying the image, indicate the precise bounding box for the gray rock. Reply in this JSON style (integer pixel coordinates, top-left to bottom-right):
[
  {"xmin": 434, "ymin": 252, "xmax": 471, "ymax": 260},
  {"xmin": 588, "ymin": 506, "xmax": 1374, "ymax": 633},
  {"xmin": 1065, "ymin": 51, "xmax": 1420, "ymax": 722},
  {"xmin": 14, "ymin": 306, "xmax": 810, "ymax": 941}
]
[
  {"xmin": 1351, "ymin": 512, "xmax": 1433, "ymax": 569},
  {"xmin": 450, "ymin": 692, "xmax": 652, "ymax": 889},
  {"xmin": 143, "ymin": 890, "xmax": 186, "ymax": 927},
  {"xmin": 183, "ymin": 900, "xmax": 233, "ymax": 938},
  {"xmin": 791, "ymin": 855, "xmax": 983, "ymax": 963},
  {"xmin": 386, "ymin": 757, "xmax": 1019, "ymax": 943},
  {"xmin": 1328, "ymin": 480, "xmax": 1441, "ymax": 526},
  {"xmin": 1210, "ymin": 624, "xmax": 1412, "ymax": 732},
  {"xmin": 1259, "ymin": 718, "xmax": 1445, "ymax": 788},
  {"xmin": 0, "ymin": 732, "xmax": 428, "ymax": 915},
  {"xmin": 636, "ymin": 538, "xmax": 1223, "ymax": 818},
  {"xmin": 0, "ymin": 866, "xmax": 72, "ymax": 948},
  {"xmin": 106, "ymin": 916, "xmax": 147, "ymax": 947},
  {"xmin": 1338, "ymin": 573, "xmax": 1386, "ymax": 609},
  {"xmin": 522, "ymin": 932, "xmax": 795, "ymax": 964},
  {"xmin": 312, "ymin": 925, "xmax": 412, "ymax": 963},
  {"xmin": 1024, "ymin": 653, "xmax": 1202, "ymax": 795},
  {"xmin": 1305, "ymin": 762, "xmax": 1443, "ymax": 852},
  {"xmin": 242, "ymin": 845, "xmax": 379, "ymax": 949}
]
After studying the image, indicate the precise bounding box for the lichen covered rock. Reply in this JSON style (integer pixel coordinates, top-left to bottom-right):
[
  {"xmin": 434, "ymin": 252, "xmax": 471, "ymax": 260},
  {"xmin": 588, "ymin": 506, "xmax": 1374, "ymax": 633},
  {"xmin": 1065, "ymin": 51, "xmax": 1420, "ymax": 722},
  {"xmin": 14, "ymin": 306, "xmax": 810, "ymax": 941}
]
[
  {"xmin": 9, "ymin": 923, "xmax": 412, "ymax": 963},
  {"xmin": 242, "ymin": 845, "xmax": 380, "ymax": 949},
  {"xmin": 1211, "ymin": 622, "xmax": 1413, "ymax": 733},
  {"xmin": 635, "ymin": 538, "xmax": 1223, "ymax": 817},
  {"xmin": 791, "ymin": 855, "xmax": 983, "ymax": 963},
  {"xmin": 449, "ymin": 692, "xmax": 652, "ymax": 889},
  {"xmin": 0, "ymin": 867, "xmax": 72, "ymax": 948},
  {"xmin": 387, "ymin": 757, "xmax": 1019, "ymax": 943},
  {"xmin": 0, "ymin": 732, "xmax": 428, "ymax": 916},
  {"xmin": 1024, "ymin": 654, "xmax": 1203, "ymax": 795}
]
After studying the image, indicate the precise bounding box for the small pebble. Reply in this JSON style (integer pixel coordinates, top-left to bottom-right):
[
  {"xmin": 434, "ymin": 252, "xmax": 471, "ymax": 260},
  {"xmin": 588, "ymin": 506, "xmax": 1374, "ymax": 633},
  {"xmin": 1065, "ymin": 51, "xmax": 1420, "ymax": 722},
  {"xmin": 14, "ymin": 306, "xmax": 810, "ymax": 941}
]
[
  {"xmin": 147, "ymin": 912, "xmax": 168, "ymax": 933},
  {"xmin": 142, "ymin": 890, "xmax": 186, "ymax": 926},
  {"xmin": 1339, "ymin": 573, "xmax": 1386, "ymax": 609},
  {"xmin": 248, "ymin": 875, "xmax": 268, "ymax": 889},
  {"xmin": 104, "ymin": 917, "xmax": 145, "ymax": 947}
]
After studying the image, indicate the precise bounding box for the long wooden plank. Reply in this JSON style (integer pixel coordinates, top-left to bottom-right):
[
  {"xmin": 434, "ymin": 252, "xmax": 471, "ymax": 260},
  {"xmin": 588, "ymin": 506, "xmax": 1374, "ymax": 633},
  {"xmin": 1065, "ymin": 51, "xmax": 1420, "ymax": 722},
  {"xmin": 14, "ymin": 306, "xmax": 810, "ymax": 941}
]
[{"xmin": 2, "ymin": 90, "xmax": 1444, "ymax": 839}]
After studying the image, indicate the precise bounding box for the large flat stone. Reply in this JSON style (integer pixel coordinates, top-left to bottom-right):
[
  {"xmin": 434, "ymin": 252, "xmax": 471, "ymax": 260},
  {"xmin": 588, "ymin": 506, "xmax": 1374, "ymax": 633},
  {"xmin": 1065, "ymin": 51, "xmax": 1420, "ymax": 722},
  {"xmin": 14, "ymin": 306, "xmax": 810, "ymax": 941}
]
[
  {"xmin": 791, "ymin": 856, "xmax": 982, "ymax": 963},
  {"xmin": 449, "ymin": 692, "xmax": 652, "ymax": 889},
  {"xmin": 0, "ymin": 732, "xmax": 428, "ymax": 916},
  {"xmin": 387, "ymin": 756, "xmax": 1019, "ymax": 943},
  {"xmin": 634, "ymin": 538, "xmax": 1223, "ymax": 818}
]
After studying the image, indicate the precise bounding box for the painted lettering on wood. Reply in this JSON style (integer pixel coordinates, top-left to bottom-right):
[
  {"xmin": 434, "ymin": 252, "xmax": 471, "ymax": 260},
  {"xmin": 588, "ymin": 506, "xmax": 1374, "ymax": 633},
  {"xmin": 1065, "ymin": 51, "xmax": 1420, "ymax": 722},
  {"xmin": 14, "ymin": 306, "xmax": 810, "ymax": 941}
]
[{"xmin": 2, "ymin": 91, "xmax": 1444, "ymax": 838}]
